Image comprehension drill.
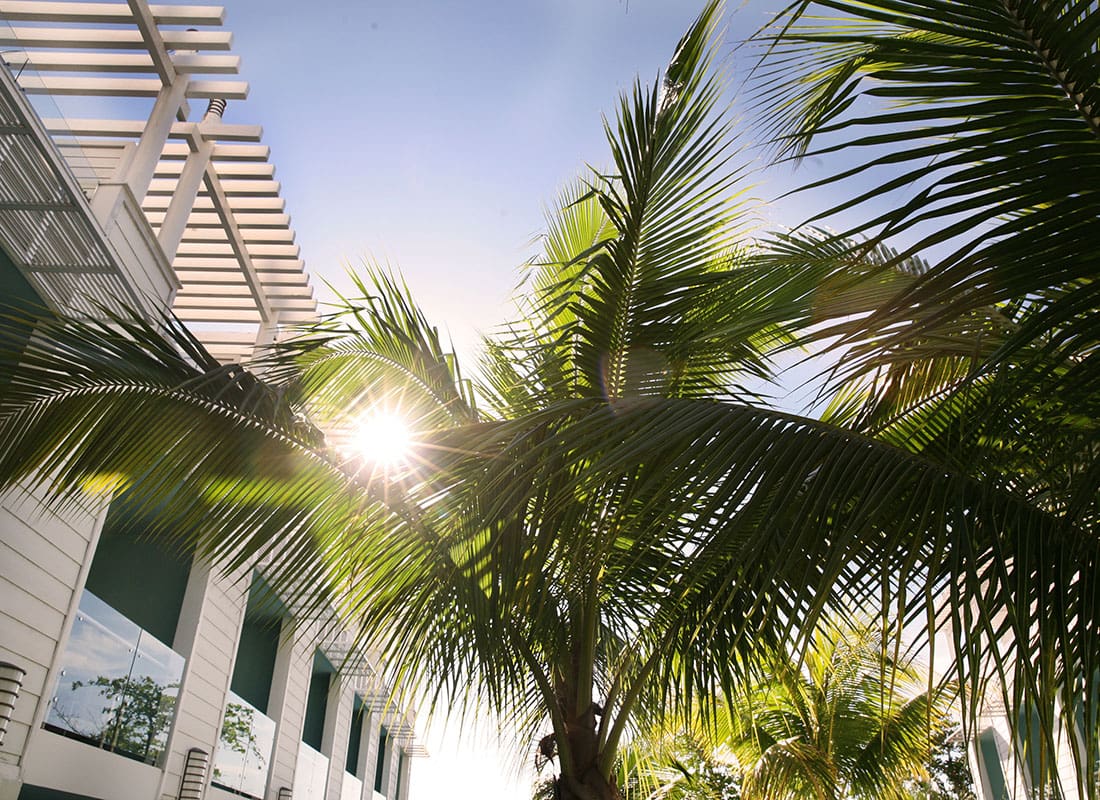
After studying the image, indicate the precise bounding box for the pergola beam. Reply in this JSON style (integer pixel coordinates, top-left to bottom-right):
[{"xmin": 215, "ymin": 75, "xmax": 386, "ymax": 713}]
[
  {"xmin": 202, "ymin": 165, "xmax": 272, "ymax": 322},
  {"xmin": 0, "ymin": 26, "xmax": 233, "ymax": 49},
  {"xmin": 0, "ymin": 2, "xmax": 225, "ymax": 25},
  {"xmin": 3, "ymin": 50, "xmax": 240, "ymax": 74},
  {"xmin": 43, "ymin": 118, "xmax": 263, "ymax": 141},
  {"xmin": 144, "ymin": 210, "xmax": 290, "ymax": 228},
  {"xmin": 19, "ymin": 75, "xmax": 248, "ymax": 100}
]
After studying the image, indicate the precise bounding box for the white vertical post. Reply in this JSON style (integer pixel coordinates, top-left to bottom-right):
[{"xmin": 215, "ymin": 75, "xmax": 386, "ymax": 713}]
[
  {"xmin": 157, "ymin": 137, "xmax": 214, "ymax": 261},
  {"xmin": 382, "ymin": 736, "xmax": 399, "ymax": 800},
  {"xmin": 395, "ymin": 751, "xmax": 411, "ymax": 800},
  {"xmin": 360, "ymin": 712, "xmax": 382, "ymax": 798},
  {"xmin": 121, "ymin": 78, "xmax": 190, "ymax": 201},
  {"xmin": 352, "ymin": 708, "xmax": 373, "ymax": 800},
  {"xmin": 322, "ymin": 677, "xmax": 354, "ymax": 800}
]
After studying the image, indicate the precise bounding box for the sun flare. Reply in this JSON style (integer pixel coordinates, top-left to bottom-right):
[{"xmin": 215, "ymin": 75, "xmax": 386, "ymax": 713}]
[{"xmin": 350, "ymin": 412, "xmax": 412, "ymax": 467}]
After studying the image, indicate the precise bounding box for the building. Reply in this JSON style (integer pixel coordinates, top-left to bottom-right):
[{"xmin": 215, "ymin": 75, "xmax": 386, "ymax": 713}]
[{"xmin": 0, "ymin": 3, "xmax": 424, "ymax": 800}]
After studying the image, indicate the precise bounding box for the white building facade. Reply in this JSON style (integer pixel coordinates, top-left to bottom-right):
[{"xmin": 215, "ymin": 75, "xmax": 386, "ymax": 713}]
[{"xmin": 0, "ymin": 4, "xmax": 423, "ymax": 800}]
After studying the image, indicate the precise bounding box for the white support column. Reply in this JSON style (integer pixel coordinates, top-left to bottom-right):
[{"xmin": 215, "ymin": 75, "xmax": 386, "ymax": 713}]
[
  {"xmin": 266, "ymin": 620, "xmax": 315, "ymax": 800},
  {"xmin": 352, "ymin": 709, "xmax": 374, "ymax": 800},
  {"xmin": 360, "ymin": 711, "xmax": 382, "ymax": 799},
  {"xmin": 156, "ymin": 559, "xmax": 250, "ymax": 800},
  {"xmin": 322, "ymin": 678, "xmax": 354, "ymax": 800},
  {"xmin": 118, "ymin": 77, "xmax": 189, "ymax": 202},
  {"xmin": 156, "ymin": 136, "xmax": 214, "ymax": 260},
  {"xmin": 382, "ymin": 739, "xmax": 399, "ymax": 800},
  {"xmin": 395, "ymin": 750, "xmax": 411, "ymax": 800}
]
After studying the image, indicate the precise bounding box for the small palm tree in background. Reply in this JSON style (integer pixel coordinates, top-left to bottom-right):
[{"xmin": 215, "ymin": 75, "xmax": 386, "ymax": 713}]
[
  {"xmin": 725, "ymin": 621, "xmax": 945, "ymax": 800},
  {"xmin": 623, "ymin": 620, "xmax": 971, "ymax": 800}
]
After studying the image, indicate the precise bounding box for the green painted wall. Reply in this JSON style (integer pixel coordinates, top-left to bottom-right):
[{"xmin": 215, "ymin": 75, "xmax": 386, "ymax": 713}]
[
  {"xmin": 374, "ymin": 725, "xmax": 389, "ymax": 793},
  {"xmin": 977, "ymin": 729, "xmax": 1010, "ymax": 800},
  {"xmin": 302, "ymin": 650, "xmax": 334, "ymax": 750},
  {"xmin": 230, "ymin": 617, "xmax": 280, "ymax": 713},
  {"xmin": 85, "ymin": 497, "xmax": 192, "ymax": 646},
  {"xmin": 345, "ymin": 694, "xmax": 365, "ymax": 775},
  {"xmin": 229, "ymin": 577, "xmax": 286, "ymax": 714},
  {"xmin": 0, "ymin": 245, "xmax": 46, "ymax": 399},
  {"xmin": 18, "ymin": 784, "xmax": 96, "ymax": 800}
]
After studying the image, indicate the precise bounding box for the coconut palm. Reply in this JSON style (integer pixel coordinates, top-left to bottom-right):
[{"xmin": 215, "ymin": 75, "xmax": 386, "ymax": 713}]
[
  {"xmin": 723, "ymin": 621, "xmax": 946, "ymax": 800},
  {"xmin": 621, "ymin": 620, "xmax": 959, "ymax": 800},
  {"xmin": 0, "ymin": 4, "xmax": 1092, "ymax": 800},
  {"xmin": 749, "ymin": 1, "xmax": 1100, "ymax": 791}
]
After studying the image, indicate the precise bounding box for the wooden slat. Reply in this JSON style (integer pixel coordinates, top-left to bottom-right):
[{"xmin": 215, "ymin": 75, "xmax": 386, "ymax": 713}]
[
  {"xmin": 0, "ymin": 26, "xmax": 232, "ymax": 49},
  {"xmin": 175, "ymin": 241, "xmax": 299, "ymax": 258},
  {"xmin": 177, "ymin": 283, "xmax": 313, "ymax": 299},
  {"xmin": 175, "ymin": 296, "xmax": 315, "ymax": 313},
  {"xmin": 155, "ymin": 161, "xmax": 273, "ymax": 179},
  {"xmin": 144, "ymin": 210, "xmax": 290, "ymax": 228},
  {"xmin": 43, "ymin": 118, "xmax": 262, "ymax": 141},
  {"xmin": 19, "ymin": 75, "xmax": 248, "ymax": 100},
  {"xmin": 142, "ymin": 194, "xmax": 283, "ymax": 211},
  {"xmin": 145, "ymin": 177, "xmax": 278, "ymax": 196},
  {"xmin": 178, "ymin": 227, "xmax": 294, "ymax": 244},
  {"xmin": 175, "ymin": 307, "xmax": 316, "ymax": 324},
  {"xmin": 175, "ymin": 269, "xmax": 308, "ymax": 285},
  {"xmin": 157, "ymin": 142, "xmax": 268, "ymax": 160},
  {"xmin": 1, "ymin": 51, "xmax": 239, "ymax": 74},
  {"xmin": 0, "ymin": 2, "xmax": 225, "ymax": 26},
  {"xmin": 172, "ymin": 257, "xmax": 304, "ymax": 272}
]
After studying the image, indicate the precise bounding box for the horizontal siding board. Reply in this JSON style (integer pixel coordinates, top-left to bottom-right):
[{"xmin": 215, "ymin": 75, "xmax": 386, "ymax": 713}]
[
  {"xmin": 0, "ymin": 483, "xmax": 101, "ymax": 531},
  {"xmin": 0, "ymin": 508, "xmax": 82, "ymax": 577},
  {"xmin": 0, "ymin": 645, "xmax": 49, "ymax": 689},
  {"xmin": 0, "ymin": 576, "xmax": 67, "ymax": 634},
  {"xmin": 0, "ymin": 611, "xmax": 58, "ymax": 667},
  {"xmin": 0, "ymin": 541, "xmax": 75, "ymax": 614}
]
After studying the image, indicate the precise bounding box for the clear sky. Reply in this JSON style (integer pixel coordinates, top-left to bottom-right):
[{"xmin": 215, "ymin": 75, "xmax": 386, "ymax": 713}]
[{"xmin": 220, "ymin": 2, "xmax": 792, "ymax": 798}]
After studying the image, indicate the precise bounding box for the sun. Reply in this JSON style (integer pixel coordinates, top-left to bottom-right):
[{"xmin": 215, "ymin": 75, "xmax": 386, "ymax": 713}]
[{"xmin": 350, "ymin": 411, "xmax": 412, "ymax": 467}]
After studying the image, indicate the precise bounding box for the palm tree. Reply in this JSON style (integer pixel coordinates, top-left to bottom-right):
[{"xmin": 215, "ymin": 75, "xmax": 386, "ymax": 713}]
[
  {"xmin": 622, "ymin": 620, "xmax": 959, "ymax": 800},
  {"xmin": 723, "ymin": 621, "xmax": 946, "ymax": 800},
  {"xmin": 748, "ymin": 1, "xmax": 1100, "ymax": 791},
  {"xmin": 0, "ymin": 3, "xmax": 1092, "ymax": 799}
]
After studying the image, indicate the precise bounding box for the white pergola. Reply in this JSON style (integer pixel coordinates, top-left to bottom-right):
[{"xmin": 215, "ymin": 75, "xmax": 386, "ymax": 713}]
[{"xmin": 0, "ymin": 0, "xmax": 316, "ymax": 362}]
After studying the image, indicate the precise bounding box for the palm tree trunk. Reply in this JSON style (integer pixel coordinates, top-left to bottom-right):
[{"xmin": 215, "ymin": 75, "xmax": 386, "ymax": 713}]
[{"xmin": 556, "ymin": 695, "xmax": 619, "ymax": 800}]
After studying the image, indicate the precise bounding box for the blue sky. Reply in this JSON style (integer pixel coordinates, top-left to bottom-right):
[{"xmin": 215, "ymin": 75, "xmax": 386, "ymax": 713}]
[
  {"xmin": 221, "ymin": 2, "xmax": 793, "ymax": 798},
  {"xmin": 225, "ymin": 0, "xmax": 802, "ymax": 362}
]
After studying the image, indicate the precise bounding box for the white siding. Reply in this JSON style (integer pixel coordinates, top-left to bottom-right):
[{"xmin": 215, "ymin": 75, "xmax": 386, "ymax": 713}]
[
  {"xmin": 323, "ymin": 677, "xmax": 354, "ymax": 800},
  {"xmin": 0, "ymin": 483, "xmax": 104, "ymax": 764},
  {"xmin": 267, "ymin": 621, "xmax": 316, "ymax": 796},
  {"xmin": 156, "ymin": 560, "xmax": 249, "ymax": 800}
]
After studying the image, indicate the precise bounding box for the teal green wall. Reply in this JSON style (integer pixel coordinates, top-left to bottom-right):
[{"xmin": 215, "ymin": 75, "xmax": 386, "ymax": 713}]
[
  {"xmin": 0, "ymin": 245, "xmax": 42, "ymax": 312},
  {"xmin": 229, "ymin": 576, "xmax": 286, "ymax": 714},
  {"xmin": 302, "ymin": 650, "xmax": 334, "ymax": 750},
  {"xmin": 18, "ymin": 785, "xmax": 96, "ymax": 800},
  {"xmin": 85, "ymin": 497, "xmax": 192, "ymax": 645},
  {"xmin": 345, "ymin": 694, "xmax": 365, "ymax": 775},
  {"xmin": 977, "ymin": 729, "xmax": 1010, "ymax": 800},
  {"xmin": 230, "ymin": 617, "xmax": 280, "ymax": 713},
  {"xmin": 0, "ymin": 245, "xmax": 45, "ymax": 399},
  {"xmin": 374, "ymin": 725, "xmax": 389, "ymax": 793}
]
